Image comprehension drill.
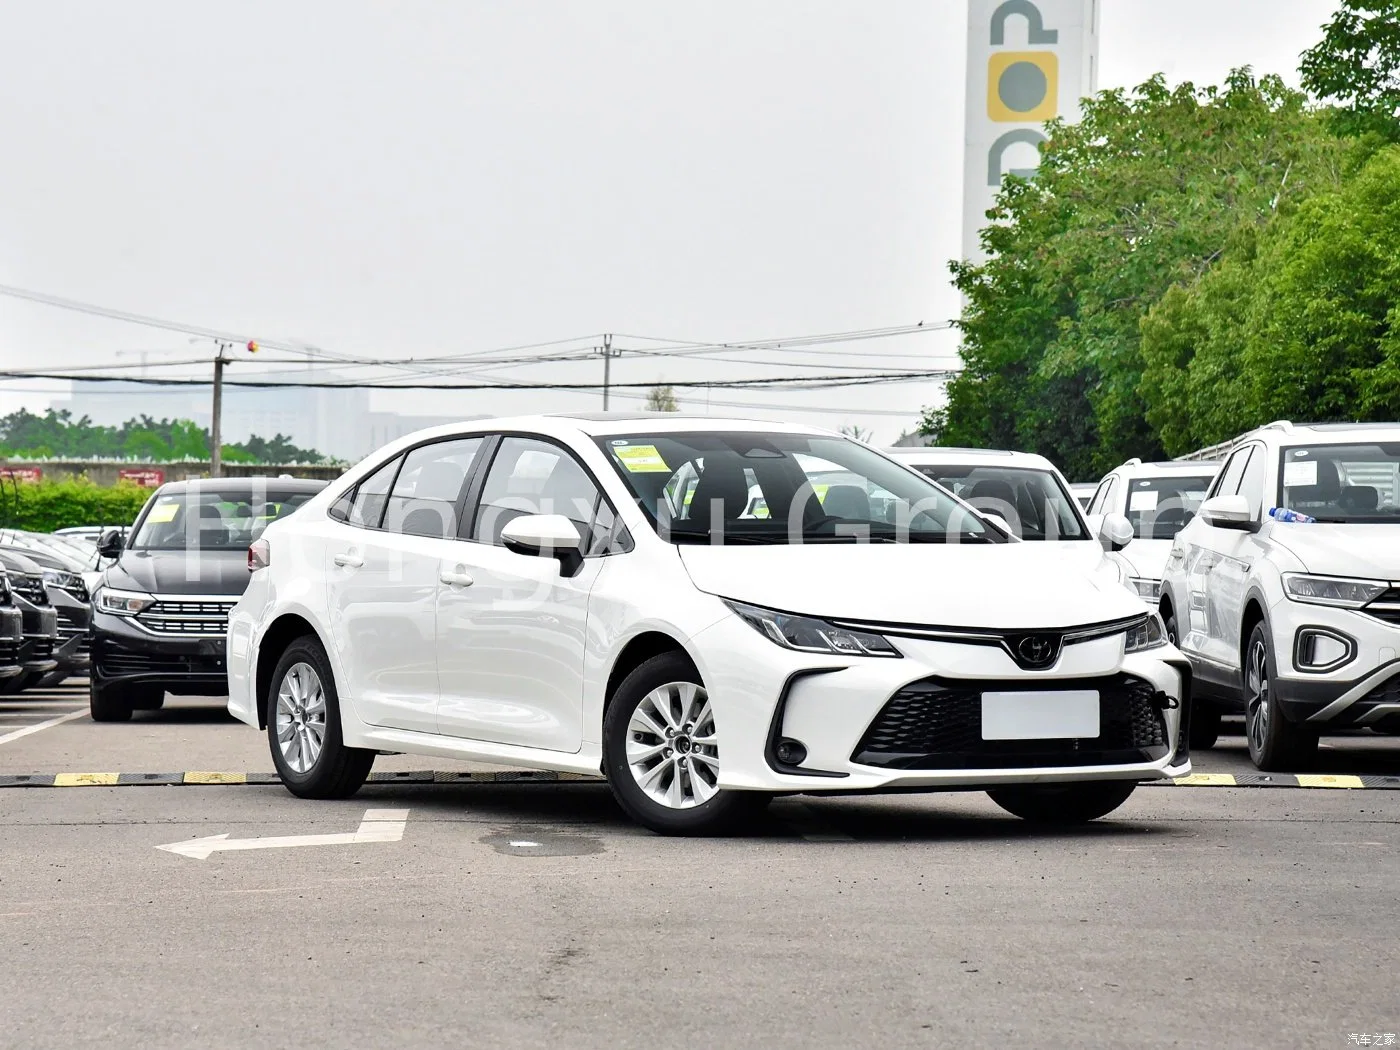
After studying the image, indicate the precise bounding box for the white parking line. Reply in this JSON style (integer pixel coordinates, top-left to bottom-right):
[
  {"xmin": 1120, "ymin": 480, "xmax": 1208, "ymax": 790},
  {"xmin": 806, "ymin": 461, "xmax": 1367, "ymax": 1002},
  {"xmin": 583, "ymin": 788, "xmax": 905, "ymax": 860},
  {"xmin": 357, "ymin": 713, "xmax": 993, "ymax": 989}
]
[{"xmin": 0, "ymin": 709, "xmax": 87, "ymax": 746}]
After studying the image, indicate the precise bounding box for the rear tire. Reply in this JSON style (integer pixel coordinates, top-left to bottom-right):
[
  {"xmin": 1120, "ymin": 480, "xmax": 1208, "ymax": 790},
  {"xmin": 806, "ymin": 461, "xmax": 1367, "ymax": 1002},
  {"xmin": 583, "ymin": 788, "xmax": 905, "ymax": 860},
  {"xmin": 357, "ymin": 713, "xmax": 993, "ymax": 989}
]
[
  {"xmin": 987, "ymin": 781, "xmax": 1137, "ymax": 823},
  {"xmin": 1163, "ymin": 608, "xmax": 1220, "ymax": 749},
  {"xmin": 602, "ymin": 651, "xmax": 768, "ymax": 835},
  {"xmin": 1243, "ymin": 621, "xmax": 1318, "ymax": 771},
  {"xmin": 267, "ymin": 636, "xmax": 374, "ymax": 799},
  {"xmin": 89, "ymin": 679, "xmax": 135, "ymax": 722}
]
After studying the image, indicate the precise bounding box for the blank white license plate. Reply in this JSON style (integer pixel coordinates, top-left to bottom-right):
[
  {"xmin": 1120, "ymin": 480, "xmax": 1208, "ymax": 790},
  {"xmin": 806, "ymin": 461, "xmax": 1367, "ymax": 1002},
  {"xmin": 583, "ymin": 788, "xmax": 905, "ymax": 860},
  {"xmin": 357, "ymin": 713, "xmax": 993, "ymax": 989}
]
[{"xmin": 980, "ymin": 690, "xmax": 1100, "ymax": 741}]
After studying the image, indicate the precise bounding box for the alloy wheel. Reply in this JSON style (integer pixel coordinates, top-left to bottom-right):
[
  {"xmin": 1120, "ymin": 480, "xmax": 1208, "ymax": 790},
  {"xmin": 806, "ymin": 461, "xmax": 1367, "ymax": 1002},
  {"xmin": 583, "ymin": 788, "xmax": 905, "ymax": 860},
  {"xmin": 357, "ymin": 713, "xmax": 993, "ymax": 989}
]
[
  {"xmin": 625, "ymin": 681, "xmax": 718, "ymax": 810},
  {"xmin": 1245, "ymin": 637, "xmax": 1270, "ymax": 754},
  {"xmin": 275, "ymin": 661, "xmax": 328, "ymax": 774}
]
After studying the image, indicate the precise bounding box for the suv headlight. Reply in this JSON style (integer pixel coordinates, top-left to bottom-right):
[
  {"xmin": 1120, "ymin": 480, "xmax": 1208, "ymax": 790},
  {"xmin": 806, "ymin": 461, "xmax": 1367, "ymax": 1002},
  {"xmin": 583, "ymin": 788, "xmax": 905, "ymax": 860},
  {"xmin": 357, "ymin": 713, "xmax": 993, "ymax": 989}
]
[
  {"xmin": 95, "ymin": 587, "xmax": 155, "ymax": 616},
  {"xmin": 724, "ymin": 599, "xmax": 901, "ymax": 657},
  {"xmin": 1282, "ymin": 573, "xmax": 1387, "ymax": 609},
  {"xmin": 1125, "ymin": 613, "xmax": 1168, "ymax": 653},
  {"xmin": 1129, "ymin": 577, "xmax": 1162, "ymax": 601}
]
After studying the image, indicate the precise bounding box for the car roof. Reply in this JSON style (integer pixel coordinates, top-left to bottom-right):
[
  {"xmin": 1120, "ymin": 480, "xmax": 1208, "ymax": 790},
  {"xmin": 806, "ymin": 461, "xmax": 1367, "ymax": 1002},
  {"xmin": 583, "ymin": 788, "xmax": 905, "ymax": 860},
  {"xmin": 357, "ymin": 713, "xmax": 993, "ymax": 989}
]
[
  {"xmin": 154, "ymin": 477, "xmax": 329, "ymax": 495},
  {"xmin": 376, "ymin": 413, "xmax": 835, "ymax": 446},
  {"xmin": 886, "ymin": 446, "xmax": 1059, "ymax": 471},
  {"xmin": 1115, "ymin": 459, "xmax": 1221, "ymax": 476}
]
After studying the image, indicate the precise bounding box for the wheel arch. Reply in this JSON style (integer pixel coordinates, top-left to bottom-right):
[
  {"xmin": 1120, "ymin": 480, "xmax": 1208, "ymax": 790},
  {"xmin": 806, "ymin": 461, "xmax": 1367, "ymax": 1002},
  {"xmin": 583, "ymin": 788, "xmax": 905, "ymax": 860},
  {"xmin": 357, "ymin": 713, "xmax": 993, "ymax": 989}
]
[
  {"xmin": 254, "ymin": 613, "xmax": 331, "ymax": 729},
  {"xmin": 1240, "ymin": 593, "xmax": 1270, "ymax": 669},
  {"xmin": 603, "ymin": 630, "xmax": 697, "ymax": 711}
]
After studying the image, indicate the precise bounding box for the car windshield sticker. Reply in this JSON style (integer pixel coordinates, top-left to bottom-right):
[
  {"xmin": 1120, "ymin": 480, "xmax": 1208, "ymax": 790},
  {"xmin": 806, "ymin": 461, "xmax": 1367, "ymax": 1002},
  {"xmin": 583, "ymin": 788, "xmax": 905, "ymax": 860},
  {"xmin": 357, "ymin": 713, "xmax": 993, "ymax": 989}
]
[
  {"xmin": 615, "ymin": 445, "xmax": 671, "ymax": 473},
  {"xmin": 1284, "ymin": 461, "xmax": 1317, "ymax": 488},
  {"xmin": 146, "ymin": 502, "xmax": 179, "ymax": 523},
  {"xmin": 1128, "ymin": 489, "xmax": 1158, "ymax": 512}
]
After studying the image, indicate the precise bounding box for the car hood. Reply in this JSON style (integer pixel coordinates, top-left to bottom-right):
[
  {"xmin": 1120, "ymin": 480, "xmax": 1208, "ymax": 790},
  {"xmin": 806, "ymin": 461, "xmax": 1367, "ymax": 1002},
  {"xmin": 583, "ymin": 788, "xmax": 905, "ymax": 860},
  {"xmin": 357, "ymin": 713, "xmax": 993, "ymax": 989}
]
[
  {"xmin": 1267, "ymin": 524, "xmax": 1400, "ymax": 579},
  {"xmin": 103, "ymin": 549, "xmax": 251, "ymax": 596},
  {"xmin": 676, "ymin": 541, "xmax": 1144, "ymax": 629},
  {"xmin": 1115, "ymin": 539, "xmax": 1173, "ymax": 581}
]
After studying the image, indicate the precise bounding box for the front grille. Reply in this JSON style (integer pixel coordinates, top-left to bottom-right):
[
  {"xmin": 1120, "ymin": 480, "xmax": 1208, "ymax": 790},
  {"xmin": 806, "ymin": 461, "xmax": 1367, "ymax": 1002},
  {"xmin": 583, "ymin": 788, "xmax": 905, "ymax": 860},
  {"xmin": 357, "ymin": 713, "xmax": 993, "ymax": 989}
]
[
  {"xmin": 12, "ymin": 574, "xmax": 48, "ymax": 606},
  {"xmin": 56, "ymin": 607, "xmax": 86, "ymax": 633},
  {"xmin": 26, "ymin": 638, "xmax": 54, "ymax": 660},
  {"xmin": 98, "ymin": 644, "xmax": 225, "ymax": 676},
  {"xmin": 135, "ymin": 599, "xmax": 234, "ymax": 636},
  {"xmin": 852, "ymin": 673, "xmax": 1171, "ymax": 770},
  {"xmin": 0, "ymin": 639, "xmax": 18, "ymax": 663},
  {"xmin": 1364, "ymin": 588, "xmax": 1400, "ymax": 626}
]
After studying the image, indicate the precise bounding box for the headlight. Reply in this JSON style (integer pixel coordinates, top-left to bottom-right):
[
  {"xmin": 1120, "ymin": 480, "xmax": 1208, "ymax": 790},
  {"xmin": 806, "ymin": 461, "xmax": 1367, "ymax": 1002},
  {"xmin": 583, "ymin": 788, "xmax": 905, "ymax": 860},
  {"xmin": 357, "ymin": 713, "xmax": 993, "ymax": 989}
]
[
  {"xmin": 724, "ymin": 599, "xmax": 901, "ymax": 657},
  {"xmin": 0, "ymin": 574, "xmax": 9, "ymax": 602},
  {"xmin": 1124, "ymin": 613, "xmax": 1168, "ymax": 653},
  {"xmin": 42, "ymin": 569, "xmax": 81, "ymax": 592},
  {"xmin": 1282, "ymin": 573, "xmax": 1387, "ymax": 609},
  {"xmin": 1130, "ymin": 577, "xmax": 1162, "ymax": 601},
  {"xmin": 95, "ymin": 587, "xmax": 155, "ymax": 616}
]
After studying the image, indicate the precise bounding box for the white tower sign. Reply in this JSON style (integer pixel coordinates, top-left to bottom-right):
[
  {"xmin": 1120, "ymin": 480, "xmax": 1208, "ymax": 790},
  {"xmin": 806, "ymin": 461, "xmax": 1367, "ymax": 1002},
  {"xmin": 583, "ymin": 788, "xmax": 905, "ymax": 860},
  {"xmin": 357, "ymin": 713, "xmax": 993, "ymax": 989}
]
[{"xmin": 961, "ymin": 0, "xmax": 1099, "ymax": 264}]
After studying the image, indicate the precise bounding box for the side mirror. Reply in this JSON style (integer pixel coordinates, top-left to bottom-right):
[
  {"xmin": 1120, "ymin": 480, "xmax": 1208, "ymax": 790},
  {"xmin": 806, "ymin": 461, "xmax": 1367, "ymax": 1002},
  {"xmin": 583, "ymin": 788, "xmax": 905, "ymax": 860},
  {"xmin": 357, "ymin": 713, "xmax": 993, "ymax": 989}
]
[
  {"xmin": 97, "ymin": 529, "xmax": 125, "ymax": 559},
  {"xmin": 1097, "ymin": 513, "xmax": 1134, "ymax": 552},
  {"xmin": 500, "ymin": 514, "xmax": 585, "ymax": 573},
  {"xmin": 1200, "ymin": 494, "xmax": 1254, "ymax": 531}
]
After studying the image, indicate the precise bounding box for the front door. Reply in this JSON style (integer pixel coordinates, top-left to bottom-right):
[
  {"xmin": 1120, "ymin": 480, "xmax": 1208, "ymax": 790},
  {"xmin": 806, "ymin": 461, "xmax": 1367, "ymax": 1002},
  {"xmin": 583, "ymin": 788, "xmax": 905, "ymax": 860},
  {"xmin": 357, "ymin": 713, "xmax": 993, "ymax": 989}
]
[{"xmin": 435, "ymin": 436, "xmax": 606, "ymax": 752}]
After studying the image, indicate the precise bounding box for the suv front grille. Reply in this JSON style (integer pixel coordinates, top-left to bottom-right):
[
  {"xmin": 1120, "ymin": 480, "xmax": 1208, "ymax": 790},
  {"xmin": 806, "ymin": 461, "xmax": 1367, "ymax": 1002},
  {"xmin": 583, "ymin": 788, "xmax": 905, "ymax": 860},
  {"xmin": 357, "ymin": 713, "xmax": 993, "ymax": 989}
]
[
  {"xmin": 1364, "ymin": 588, "xmax": 1400, "ymax": 626},
  {"xmin": 136, "ymin": 599, "xmax": 234, "ymax": 636},
  {"xmin": 852, "ymin": 673, "xmax": 1171, "ymax": 770}
]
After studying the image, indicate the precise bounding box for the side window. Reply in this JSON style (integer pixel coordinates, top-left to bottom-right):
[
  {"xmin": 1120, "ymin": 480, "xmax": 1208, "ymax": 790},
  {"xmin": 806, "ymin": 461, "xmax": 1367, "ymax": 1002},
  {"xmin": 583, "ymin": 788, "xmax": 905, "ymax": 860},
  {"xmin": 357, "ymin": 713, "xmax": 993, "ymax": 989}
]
[
  {"xmin": 347, "ymin": 455, "xmax": 402, "ymax": 528},
  {"xmin": 1098, "ymin": 475, "xmax": 1122, "ymax": 516},
  {"xmin": 1085, "ymin": 479, "xmax": 1110, "ymax": 516},
  {"xmin": 382, "ymin": 437, "xmax": 484, "ymax": 538},
  {"xmin": 1209, "ymin": 448, "xmax": 1250, "ymax": 501},
  {"xmin": 473, "ymin": 437, "xmax": 601, "ymax": 546},
  {"xmin": 1237, "ymin": 445, "xmax": 1266, "ymax": 519}
]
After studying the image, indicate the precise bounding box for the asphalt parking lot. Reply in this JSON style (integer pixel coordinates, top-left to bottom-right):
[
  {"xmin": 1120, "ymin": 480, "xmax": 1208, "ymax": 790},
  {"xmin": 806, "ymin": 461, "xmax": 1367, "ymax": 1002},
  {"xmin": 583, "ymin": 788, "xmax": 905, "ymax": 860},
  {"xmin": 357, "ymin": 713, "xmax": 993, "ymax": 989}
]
[{"xmin": 3, "ymin": 685, "xmax": 1398, "ymax": 1049}]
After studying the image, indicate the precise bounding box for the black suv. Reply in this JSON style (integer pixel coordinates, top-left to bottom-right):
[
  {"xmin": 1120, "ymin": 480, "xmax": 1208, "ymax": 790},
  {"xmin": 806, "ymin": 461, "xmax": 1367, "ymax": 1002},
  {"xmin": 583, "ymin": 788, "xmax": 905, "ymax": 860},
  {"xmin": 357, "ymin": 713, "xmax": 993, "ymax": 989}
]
[
  {"xmin": 0, "ymin": 569, "xmax": 26, "ymax": 686},
  {"xmin": 89, "ymin": 477, "xmax": 326, "ymax": 720},
  {"xmin": 0, "ymin": 550, "xmax": 60, "ymax": 693},
  {"xmin": 0, "ymin": 544, "xmax": 91, "ymax": 688}
]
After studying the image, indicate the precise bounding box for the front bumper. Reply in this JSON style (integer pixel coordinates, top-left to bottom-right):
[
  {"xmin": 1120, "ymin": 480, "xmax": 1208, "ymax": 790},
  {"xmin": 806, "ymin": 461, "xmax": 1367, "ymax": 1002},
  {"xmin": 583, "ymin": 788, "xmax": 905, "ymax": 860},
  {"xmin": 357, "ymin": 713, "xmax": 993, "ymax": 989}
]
[
  {"xmin": 0, "ymin": 607, "xmax": 24, "ymax": 679},
  {"xmin": 90, "ymin": 609, "xmax": 228, "ymax": 696},
  {"xmin": 1267, "ymin": 602, "xmax": 1400, "ymax": 727},
  {"xmin": 690, "ymin": 614, "xmax": 1190, "ymax": 792}
]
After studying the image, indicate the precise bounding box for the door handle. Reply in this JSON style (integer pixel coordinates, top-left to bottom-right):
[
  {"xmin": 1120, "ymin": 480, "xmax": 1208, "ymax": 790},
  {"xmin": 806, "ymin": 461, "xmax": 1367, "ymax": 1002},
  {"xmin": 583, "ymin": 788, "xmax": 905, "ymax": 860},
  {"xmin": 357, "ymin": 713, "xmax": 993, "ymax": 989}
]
[
  {"xmin": 440, "ymin": 570, "xmax": 474, "ymax": 587},
  {"xmin": 333, "ymin": 552, "xmax": 363, "ymax": 568}
]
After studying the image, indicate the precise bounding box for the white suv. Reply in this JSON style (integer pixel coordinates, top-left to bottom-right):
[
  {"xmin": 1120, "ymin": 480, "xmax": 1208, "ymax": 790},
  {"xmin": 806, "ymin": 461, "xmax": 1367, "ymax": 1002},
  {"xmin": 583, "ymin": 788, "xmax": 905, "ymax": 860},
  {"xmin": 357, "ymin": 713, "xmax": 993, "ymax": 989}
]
[
  {"xmin": 1160, "ymin": 421, "xmax": 1400, "ymax": 769},
  {"xmin": 227, "ymin": 414, "xmax": 1190, "ymax": 834},
  {"xmin": 1086, "ymin": 459, "xmax": 1221, "ymax": 604},
  {"xmin": 886, "ymin": 446, "xmax": 1139, "ymax": 595}
]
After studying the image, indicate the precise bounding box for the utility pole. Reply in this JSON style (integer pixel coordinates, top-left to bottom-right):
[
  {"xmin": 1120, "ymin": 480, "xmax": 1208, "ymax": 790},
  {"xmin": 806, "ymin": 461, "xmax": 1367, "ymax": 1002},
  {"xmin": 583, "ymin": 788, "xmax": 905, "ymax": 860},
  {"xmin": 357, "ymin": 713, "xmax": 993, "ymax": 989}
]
[
  {"xmin": 210, "ymin": 340, "xmax": 232, "ymax": 478},
  {"xmin": 597, "ymin": 333, "xmax": 622, "ymax": 411}
]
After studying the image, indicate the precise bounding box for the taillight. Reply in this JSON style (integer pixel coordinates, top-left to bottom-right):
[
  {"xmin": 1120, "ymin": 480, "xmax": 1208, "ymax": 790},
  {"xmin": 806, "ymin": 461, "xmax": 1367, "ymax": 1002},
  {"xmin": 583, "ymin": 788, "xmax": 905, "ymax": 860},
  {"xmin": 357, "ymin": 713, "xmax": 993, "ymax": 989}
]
[{"xmin": 248, "ymin": 539, "xmax": 271, "ymax": 572}]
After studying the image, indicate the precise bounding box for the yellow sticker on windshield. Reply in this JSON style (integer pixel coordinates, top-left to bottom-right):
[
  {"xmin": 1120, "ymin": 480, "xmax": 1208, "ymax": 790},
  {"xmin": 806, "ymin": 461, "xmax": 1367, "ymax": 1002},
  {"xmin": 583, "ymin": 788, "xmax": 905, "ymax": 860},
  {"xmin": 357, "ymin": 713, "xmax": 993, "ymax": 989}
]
[
  {"xmin": 146, "ymin": 502, "xmax": 179, "ymax": 523},
  {"xmin": 616, "ymin": 445, "xmax": 671, "ymax": 473}
]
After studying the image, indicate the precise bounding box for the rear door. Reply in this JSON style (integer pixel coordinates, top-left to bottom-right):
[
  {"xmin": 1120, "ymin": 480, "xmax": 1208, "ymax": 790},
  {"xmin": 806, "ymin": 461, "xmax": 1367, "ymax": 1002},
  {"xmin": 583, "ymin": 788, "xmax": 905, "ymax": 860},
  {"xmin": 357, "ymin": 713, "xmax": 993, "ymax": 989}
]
[
  {"xmin": 434, "ymin": 435, "xmax": 611, "ymax": 752},
  {"xmin": 1180, "ymin": 445, "xmax": 1258, "ymax": 675}
]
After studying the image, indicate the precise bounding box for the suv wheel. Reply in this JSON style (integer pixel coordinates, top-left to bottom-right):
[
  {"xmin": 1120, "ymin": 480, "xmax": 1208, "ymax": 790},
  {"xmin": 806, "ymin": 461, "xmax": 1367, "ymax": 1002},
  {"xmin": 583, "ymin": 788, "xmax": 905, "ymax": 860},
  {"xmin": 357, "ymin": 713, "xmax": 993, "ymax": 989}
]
[
  {"xmin": 986, "ymin": 781, "xmax": 1137, "ymax": 823},
  {"xmin": 602, "ymin": 651, "xmax": 767, "ymax": 835},
  {"xmin": 1243, "ymin": 621, "xmax": 1318, "ymax": 771},
  {"xmin": 268, "ymin": 637, "xmax": 375, "ymax": 799},
  {"xmin": 1165, "ymin": 609, "xmax": 1220, "ymax": 748},
  {"xmin": 89, "ymin": 679, "xmax": 135, "ymax": 722}
]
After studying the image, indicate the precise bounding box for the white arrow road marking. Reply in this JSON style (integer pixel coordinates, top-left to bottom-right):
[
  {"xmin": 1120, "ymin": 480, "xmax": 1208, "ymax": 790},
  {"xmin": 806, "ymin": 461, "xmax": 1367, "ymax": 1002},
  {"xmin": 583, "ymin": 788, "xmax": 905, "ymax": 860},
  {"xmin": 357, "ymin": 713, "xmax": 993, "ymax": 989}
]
[{"xmin": 156, "ymin": 808, "xmax": 409, "ymax": 861}]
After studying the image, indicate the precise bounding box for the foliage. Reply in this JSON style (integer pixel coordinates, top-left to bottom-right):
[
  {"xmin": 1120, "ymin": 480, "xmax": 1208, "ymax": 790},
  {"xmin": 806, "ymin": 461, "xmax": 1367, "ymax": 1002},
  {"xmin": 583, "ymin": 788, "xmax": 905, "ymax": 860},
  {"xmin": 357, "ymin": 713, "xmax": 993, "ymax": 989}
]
[
  {"xmin": 0, "ymin": 409, "xmax": 332, "ymax": 464},
  {"xmin": 1142, "ymin": 145, "xmax": 1400, "ymax": 452},
  {"xmin": 644, "ymin": 385, "xmax": 680, "ymax": 412},
  {"xmin": 1301, "ymin": 0, "xmax": 1400, "ymax": 140},
  {"xmin": 0, "ymin": 478, "xmax": 152, "ymax": 532},
  {"xmin": 839, "ymin": 424, "xmax": 872, "ymax": 443},
  {"xmin": 927, "ymin": 72, "xmax": 1345, "ymax": 478}
]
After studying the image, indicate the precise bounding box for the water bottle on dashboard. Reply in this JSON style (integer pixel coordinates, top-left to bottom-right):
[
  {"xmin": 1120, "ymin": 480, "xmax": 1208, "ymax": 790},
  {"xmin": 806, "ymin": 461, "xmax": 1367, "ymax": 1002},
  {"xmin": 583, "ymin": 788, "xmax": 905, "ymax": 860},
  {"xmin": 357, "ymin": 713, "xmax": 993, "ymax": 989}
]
[{"xmin": 1268, "ymin": 507, "xmax": 1315, "ymax": 523}]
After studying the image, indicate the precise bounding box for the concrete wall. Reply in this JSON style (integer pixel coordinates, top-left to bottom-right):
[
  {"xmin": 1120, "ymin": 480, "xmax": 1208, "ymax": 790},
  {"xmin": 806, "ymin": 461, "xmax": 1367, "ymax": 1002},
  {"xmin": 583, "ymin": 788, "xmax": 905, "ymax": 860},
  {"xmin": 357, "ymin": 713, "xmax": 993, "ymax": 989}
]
[{"xmin": 0, "ymin": 460, "xmax": 347, "ymax": 486}]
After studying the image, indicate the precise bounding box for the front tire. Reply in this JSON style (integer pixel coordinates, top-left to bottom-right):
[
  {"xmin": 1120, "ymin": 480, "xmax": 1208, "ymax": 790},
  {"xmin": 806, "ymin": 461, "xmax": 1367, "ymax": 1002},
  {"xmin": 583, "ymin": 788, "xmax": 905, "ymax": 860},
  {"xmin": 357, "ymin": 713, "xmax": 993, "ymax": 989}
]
[
  {"xmin": 602, "ymin": 651, "xmax": 767, "ymax": 835},
  {"xmin": 89, "ymin": 679, "xmax": 134, "ymax": 722},
  {"xmin": 987, "ymin": 780, "xmax": 1137, "ymax": 823},
  {"xmin": 267, "ymin": 637, "xmax": 374, "ymax": 799},
  {"xmin": 1243, "ymin": 622, "xmax": 1318, "ymax": 771}
]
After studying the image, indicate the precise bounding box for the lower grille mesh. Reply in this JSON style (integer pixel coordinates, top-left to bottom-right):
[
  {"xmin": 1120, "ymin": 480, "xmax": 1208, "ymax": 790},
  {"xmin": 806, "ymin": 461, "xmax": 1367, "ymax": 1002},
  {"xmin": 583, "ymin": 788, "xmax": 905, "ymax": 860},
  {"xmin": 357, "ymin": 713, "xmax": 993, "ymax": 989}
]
[{"xmin": 853, "ymin": 673, "xmax": 1170, "ymax": 770}]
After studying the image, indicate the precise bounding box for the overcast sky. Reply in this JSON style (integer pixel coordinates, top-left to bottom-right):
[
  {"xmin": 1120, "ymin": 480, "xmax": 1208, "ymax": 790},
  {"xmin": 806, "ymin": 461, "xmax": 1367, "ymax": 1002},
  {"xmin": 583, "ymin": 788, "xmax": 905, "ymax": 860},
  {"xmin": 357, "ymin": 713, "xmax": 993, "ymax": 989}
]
[{"xmin": 0, "ymin": 0, "xmax": 1339, "ymax": 443}]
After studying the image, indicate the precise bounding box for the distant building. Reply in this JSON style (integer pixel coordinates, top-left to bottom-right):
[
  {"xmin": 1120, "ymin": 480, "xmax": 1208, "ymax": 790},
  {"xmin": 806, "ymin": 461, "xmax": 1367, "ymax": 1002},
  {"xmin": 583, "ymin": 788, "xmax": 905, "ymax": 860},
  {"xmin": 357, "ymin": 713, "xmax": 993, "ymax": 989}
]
[{"xmin": 52, "ymin": 379, "xmax": 474, "ymax": 463}]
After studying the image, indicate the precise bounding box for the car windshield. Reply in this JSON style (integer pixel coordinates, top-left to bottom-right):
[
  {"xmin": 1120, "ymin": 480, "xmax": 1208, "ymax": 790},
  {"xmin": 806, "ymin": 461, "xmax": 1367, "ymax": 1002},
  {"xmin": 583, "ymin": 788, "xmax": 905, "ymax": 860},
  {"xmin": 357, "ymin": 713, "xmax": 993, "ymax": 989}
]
[
  {"xmin": 909, "ymin": 464, "xmax": 1087, "ymax": 541},
  {"xmin": 1278, "ymin": 442, "xmax": 1400, "ymax": 522},
  {"xmin": 129, "ymin": 487, "xmax": 315, "ymax": 551},
  {"xmin": 596, "ymin": 432, "xmax": 999, "ymax": 544},
  {"xmin": 1124, "ymin": 475, "xmax": 1215, "ymax": 539}
]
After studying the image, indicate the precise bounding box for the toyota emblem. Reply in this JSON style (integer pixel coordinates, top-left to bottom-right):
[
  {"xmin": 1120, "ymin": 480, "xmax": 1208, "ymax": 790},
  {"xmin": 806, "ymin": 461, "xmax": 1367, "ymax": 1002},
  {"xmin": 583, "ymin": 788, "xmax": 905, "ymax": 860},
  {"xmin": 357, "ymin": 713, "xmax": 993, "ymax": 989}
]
[{"xmin": 1014, "ymin": 634, "xmax": 1057, "ymax": 667}]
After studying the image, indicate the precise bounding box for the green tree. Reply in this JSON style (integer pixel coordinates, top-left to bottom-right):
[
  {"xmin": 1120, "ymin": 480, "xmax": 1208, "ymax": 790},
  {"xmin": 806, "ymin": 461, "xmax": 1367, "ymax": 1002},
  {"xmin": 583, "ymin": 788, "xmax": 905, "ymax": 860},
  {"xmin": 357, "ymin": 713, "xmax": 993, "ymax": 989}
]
[
  {"xmin": 928, "ymin": 72, "xmax": 1343, "ymax": 477},
  {"xmin": 644, "ymin": 385, "xmax": 680, "ymax": 412},
  {"xmin": 1301, "ymin": 0, "xmax": 1400, "ymax": 140}
]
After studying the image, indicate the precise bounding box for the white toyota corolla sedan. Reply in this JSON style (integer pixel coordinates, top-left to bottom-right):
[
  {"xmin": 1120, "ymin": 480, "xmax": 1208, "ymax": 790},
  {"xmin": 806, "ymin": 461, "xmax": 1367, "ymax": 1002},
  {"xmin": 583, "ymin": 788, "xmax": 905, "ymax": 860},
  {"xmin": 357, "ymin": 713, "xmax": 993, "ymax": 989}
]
[{"xmin": 227, "ymin": 414, "xmax": 1191, "ymax": 834}]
